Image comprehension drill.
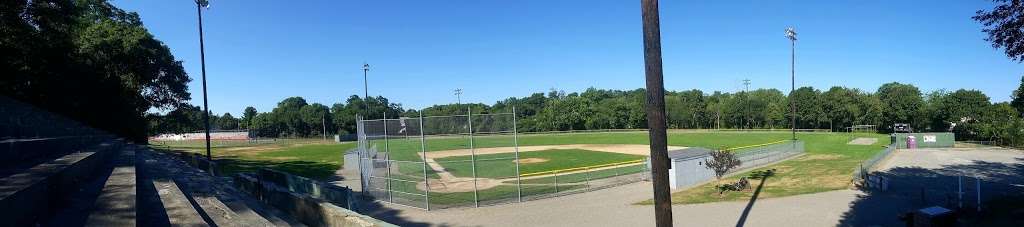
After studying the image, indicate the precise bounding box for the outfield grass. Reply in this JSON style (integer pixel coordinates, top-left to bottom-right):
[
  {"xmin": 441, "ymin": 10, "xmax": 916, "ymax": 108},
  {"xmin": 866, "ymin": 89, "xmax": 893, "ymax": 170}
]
[
  {"xmin": 433, "ymin": 149, "xmax": 645, "ymax": 178},
  {"xmin": 638, "ymin": 132, "xmax": 890, "ymax": 205},
  {"xmin": 151, "ymin": 139, "xmax": 354, "ymax": 180}
]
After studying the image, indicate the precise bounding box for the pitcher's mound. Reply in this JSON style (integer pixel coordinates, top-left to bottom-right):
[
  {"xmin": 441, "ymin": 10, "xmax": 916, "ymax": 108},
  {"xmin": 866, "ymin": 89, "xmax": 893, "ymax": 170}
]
[
  {"xmin": 847, "ymin": 137, "xmax": 878, "ymax": 145},
  {"xmin": 519, "ymin": 158, "xmax": 549, "ymax": 164}
]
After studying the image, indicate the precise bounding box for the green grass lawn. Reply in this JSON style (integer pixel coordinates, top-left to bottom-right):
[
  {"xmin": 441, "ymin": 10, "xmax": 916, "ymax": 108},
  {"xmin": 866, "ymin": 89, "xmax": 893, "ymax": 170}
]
[
  {"xmin": 151, "ymin": 139, "xmax": 355, "ymax": 180},
  {"xmin": 638, "ymin": 132, "xmax": 890, "ymax": 205},
  {"xmin": 432, "ymin": 149, "xmax": 645, "ymax": 178}
]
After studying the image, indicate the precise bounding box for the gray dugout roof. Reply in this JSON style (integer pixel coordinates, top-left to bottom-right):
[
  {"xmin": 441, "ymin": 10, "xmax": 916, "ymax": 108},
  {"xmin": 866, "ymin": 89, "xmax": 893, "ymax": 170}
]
[{"xmin": 667, "ymin": 147, "xmax": 713, "ymax": 161}]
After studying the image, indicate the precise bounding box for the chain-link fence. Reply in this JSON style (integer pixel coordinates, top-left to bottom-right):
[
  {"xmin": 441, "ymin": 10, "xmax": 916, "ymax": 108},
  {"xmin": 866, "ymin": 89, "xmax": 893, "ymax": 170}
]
[
  {"xmin": 357, "ymin": 109, "xmax": 652, "ymax": 210},
  {"xmin": 731, "ymin": 140, "xmax": 806, "ymax": 173}
]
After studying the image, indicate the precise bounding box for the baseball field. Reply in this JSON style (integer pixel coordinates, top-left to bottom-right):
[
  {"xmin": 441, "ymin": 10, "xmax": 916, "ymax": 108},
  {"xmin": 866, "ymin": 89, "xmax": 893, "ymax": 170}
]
[{"xmin": 153, "ymin": 131, "xmax": 889, "ymax": 207}]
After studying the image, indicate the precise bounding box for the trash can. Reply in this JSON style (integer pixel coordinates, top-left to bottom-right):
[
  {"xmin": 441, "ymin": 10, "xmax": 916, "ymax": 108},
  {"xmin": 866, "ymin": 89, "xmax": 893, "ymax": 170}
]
[{"xmin": 907, "ymin": 136, "xmax": 917, "ymax": 149}]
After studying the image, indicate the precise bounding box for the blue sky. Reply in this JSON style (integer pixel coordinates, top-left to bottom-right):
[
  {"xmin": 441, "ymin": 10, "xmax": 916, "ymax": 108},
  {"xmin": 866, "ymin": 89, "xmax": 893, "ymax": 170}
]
[{"xmin": 112, "ymin": 0, "xmax": 1024, "ymax": 116}]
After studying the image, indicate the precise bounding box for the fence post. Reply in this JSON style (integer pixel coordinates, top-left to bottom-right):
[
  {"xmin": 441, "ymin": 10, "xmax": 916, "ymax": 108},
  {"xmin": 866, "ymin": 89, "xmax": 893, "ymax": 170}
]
[
  {"xmin": 383, "ymin": 112, "xmax": 393, "ymax": 203},
  {"xmin": 512, "ymin": 106, "xmax": 523, "ymax": 203},
  {"xmin": 419, "ymin": 112, "xmax": 430, "ymax": 210},
  {"xmin": 585, "ymin": 166, "xmax": 592, "ymax": 191},
  {"xmin": 976, "ymin": 177, "xmax": 981, "ymax": 212},
  {"xmin": 957, "ymin": 175, "xmax": 962, "ymax": 209},
  {"xmin": 554, "ymin": 171, "xmax": 559, "ymax": 193},
  {"xmin": 467, "ymin": 108, "xmax": 479, "ymax": 207},
  {"xmin": 356, "ymin": 116, "xmax": 367, "ymax": 196}
]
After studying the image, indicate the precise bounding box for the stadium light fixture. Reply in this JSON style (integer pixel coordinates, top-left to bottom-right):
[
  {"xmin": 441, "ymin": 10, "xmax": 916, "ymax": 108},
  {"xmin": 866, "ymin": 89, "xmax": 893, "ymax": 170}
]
[
  {"xmin": 362, "ymin": 62, "xmax": 370, "ymax": 118},
  {"xmin": 785, "ymin": 27, "xmax": 797, "ymax": 141}
]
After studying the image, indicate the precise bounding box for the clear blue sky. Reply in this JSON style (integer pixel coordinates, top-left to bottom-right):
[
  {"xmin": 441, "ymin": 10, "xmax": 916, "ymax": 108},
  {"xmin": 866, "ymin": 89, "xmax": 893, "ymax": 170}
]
[{"xmin": 112, "ymin": 0, "xmax": 1023, "ymax": 116}]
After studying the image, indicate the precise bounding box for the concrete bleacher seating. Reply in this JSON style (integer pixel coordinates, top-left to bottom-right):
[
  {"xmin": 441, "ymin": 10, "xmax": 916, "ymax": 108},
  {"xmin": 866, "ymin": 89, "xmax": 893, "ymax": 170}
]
[{"xmin": 1, "ymin": 96, "xmax": 393, "ymax": 226}]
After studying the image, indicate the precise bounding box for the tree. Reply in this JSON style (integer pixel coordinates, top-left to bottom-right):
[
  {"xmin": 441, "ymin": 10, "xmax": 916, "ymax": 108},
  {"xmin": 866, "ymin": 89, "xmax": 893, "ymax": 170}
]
[
  {"xmin": 241, "ymin": 107, "xmax": 257, "ymax": 129},
  {"xmin": 974, "ymin": 0, "xmax": 1024, "ymax": 62},
  {"xmin": 2, "ymin": 0, "xmax": 191, "ymax": 142},
  {"xmin": 705, "ymin": 148, "xmax": 742, "ymax": 180},
  {"xmin": 789, "ymin": 87, "xmax": 824, "ymax": 129},
  {"xmin": 217, "ymin": 113, "xmax": 239, "ymax": 130},
  {"xmin": 1012, "ymin": 76, "xmax": 1024, "ymax": 115},
  {"xmin": 877, "ymin": 82, "xmax": 925, "ymax": 132}
]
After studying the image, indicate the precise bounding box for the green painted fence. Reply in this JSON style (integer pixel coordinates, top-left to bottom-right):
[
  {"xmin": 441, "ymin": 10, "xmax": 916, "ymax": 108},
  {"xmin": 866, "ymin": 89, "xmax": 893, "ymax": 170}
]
[{"xmin": 892, "ymin": 133, "xmax": 955, "ymax": 149}]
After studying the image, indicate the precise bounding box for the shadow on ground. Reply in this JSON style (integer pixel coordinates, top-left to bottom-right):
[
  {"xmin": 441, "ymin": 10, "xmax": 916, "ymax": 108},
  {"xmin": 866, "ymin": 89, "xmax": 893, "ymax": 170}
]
[{"xmin": 837, "ymin": 158, "xmax": 1024, "ymax": 226}]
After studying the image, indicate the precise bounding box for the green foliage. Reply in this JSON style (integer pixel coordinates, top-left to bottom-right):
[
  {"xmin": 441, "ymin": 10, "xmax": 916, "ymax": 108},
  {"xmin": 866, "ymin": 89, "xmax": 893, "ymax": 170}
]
[
  {"xmin": 877, "ymin": 82, "xmax": 925, "ymax": 131},
  {"xmin": 1012, "ymin": 76, "xmax": 1024, "ymax": 115},
  {"xmin": 974, "ymin": 0, "xmax": 1024, "ymax": 62},
  {"xmin": 3, "ymin": 0, "xmax": 190, "ymax": 141}
]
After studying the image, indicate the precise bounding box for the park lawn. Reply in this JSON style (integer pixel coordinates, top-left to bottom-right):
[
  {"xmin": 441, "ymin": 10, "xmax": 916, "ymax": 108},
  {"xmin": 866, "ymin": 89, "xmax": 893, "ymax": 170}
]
[
  {"xmin": 433, "ymin": 149, "xmax": 645, "ymax": 179},
  {"xmin": 638, "ymin": 132, "xmax": 890, "ymax": 205},
  {"xmin": 151, "ymin": 140, "xmax": 355, "ymax": 180}
]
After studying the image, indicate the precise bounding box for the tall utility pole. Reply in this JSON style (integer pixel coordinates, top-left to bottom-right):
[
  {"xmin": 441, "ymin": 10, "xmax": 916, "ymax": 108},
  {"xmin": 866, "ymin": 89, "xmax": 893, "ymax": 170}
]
[
  {"xmin": 454, "ymin": 88, "xmax": 463, "ymax": 105},
  {"xmin": 640, "ymin": 0, "xmax": 673, "ymax": 226},
  {"xmin": 742, "ymin": 79, "xmax": 751, "ymax": 92},
  {"xmin": 362, "ymin": 63, "xmax": 370, "ymax": 117},
  {"xmin": 322, "ymin": 114, "xmax": 327, "ymax": 141},
  {"xmin": 195, "ymin": 0, "xmax": 212, "ymax": 159},
  {"xmin": 785, "ymin": 27, "xmax": 797, "ymax": 140}
]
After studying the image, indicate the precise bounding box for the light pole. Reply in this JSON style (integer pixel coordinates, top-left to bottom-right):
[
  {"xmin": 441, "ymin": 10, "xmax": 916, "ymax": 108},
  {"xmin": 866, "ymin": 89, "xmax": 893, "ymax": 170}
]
[
  {"xmin": 640, "ymin": 0, "xmax": 672, "ymax": 226},
  {"xmin": 196, "ymin": 0, "xmax": 212, "ymax": 159},
  {"xmin": 785, "ymin": 27, "xmax": 797, "ymax": 140},
  {"xmin": 362, "ymin": 63, "xmax": 370, "ymax": 118}
]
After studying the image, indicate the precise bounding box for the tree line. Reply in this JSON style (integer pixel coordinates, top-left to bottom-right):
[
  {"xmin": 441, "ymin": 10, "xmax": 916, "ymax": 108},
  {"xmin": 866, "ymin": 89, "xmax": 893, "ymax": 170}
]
[{"xmin": 146, "ymin": 79, "xmax": 1024, "ymax": 147}]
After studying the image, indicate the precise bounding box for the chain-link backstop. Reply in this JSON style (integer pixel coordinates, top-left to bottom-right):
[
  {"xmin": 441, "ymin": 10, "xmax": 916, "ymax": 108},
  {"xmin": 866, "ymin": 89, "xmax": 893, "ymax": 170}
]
[{"xmin": 356, "ymin": 109, "xmax": 651, "ymax": 210}]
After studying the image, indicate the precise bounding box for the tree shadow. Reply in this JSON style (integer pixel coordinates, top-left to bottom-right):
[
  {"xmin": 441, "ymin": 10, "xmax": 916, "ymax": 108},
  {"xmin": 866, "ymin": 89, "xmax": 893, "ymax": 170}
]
[
  {"xmin": 736, "ymin": 170, "xmax": 774, "ymax": 227},
  {"xmin": 837, "ymin": 157, "xmax": 1024, "ymax": 226}
]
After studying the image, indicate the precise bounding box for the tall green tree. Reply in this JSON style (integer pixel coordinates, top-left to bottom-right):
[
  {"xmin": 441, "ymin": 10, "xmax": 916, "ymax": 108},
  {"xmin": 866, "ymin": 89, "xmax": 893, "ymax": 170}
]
[
  {"xmin": 877, "ymin": 82, "xmax": 925, "ymax": 132},
  {"xmin": 1012, "ymin": 76, "xmax": 1024, "ymax": 115},
  {"xmin": 789, "ymin": 87, "xmax": 824, "ymax": 129},
  {"xmin": 241, "ymin": 107, "xmax": 258, "ymax": 129},
  {"xmin": 2, "ymin": 0, "xmax": 191, "ymax": 141}
]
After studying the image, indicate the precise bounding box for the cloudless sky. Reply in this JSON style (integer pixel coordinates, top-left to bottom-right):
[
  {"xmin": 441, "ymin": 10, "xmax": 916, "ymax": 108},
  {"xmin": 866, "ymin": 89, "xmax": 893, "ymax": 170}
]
[{"xmin": 111, "ymin": 0, "xmax": 1024, "ymax": 116}]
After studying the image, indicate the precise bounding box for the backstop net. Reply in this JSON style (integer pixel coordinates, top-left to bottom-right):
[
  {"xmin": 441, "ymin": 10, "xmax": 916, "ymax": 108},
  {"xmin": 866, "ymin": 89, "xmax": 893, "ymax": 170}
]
[{"xmin": 356, "ymin": 109, "xmax": 651, "ymax": 210}]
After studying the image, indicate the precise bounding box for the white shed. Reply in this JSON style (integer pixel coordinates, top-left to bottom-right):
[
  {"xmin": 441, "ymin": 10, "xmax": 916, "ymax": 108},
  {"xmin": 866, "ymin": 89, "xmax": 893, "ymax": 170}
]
[{"xmin": 666, "ymin": 147, "xmax": 716, "ymax": 189}]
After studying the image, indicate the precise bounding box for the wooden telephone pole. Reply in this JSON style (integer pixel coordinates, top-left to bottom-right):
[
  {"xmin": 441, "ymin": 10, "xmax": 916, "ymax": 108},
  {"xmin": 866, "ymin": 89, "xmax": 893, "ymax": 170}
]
[{"xmin": 641, "ymin": 0, "xmax": 673, "ymax": 226}]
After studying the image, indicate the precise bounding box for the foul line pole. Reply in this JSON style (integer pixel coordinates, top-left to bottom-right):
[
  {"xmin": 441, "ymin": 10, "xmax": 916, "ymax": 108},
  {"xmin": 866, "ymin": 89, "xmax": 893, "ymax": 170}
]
[
  {"xmin": 513, "ymin": 106, "xmax": 523, "ymax": 202},
  {"xmin": 468, "ymin": 107, "xmax": 479, "ymax": 207},
  {"xmin": 419, "ymin": 111, "xmax": 430, "ymax": 210}
]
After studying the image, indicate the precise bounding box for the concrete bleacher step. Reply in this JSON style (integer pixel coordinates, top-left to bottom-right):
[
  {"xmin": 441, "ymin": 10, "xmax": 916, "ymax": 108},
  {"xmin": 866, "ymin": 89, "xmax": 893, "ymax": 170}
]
[
  {"xmin": 139, "ymin": 149, "xmax": 209, "ymax": 226},
  {"xmin": 0, "ymin": 139, "xmax": 122, "ymax": 226},
  {"xmin": 84, "ymin": 145, "xmax": 138, "ymax": 226},
  {"xmin": 141, "ymin": 148, "xmax": 298, "ymax": 227},
  {"xmin": 44, "ymin": 143, "xmax": 136, "ymax": 226}
]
